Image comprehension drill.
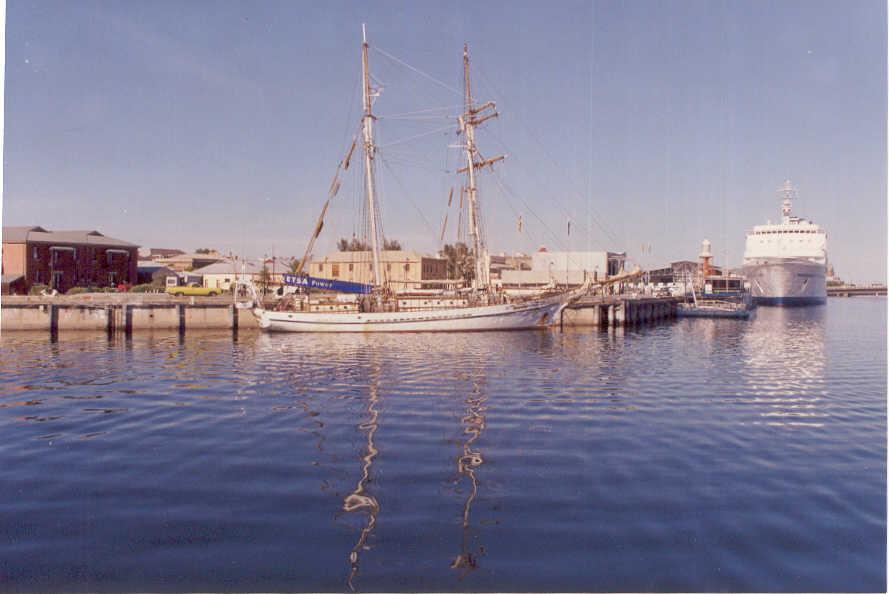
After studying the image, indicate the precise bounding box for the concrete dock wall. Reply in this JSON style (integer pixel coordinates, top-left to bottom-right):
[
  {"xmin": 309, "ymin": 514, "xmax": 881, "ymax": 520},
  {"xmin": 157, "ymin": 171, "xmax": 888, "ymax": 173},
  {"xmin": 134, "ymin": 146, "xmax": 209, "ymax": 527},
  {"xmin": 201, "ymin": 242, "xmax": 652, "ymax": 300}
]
[
  {"xmin": 2, "ymin": 298, "xmax": 259, "ymax": 333},
  {"xmin": 2, "ymin": 304, "xmax": 53, "ymax": 331},
  {"xmin": 57, "ymin": 305, "xmax": 112, "ymax": 331}
]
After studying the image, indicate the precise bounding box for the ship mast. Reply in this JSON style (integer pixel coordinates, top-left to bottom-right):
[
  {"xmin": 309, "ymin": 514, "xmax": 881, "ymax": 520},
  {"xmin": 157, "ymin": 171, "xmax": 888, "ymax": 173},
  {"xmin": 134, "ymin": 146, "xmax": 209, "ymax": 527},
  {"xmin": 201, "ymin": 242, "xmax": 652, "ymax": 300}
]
[
  {"xmin": 459, "ymin": 44, "xmax": 502, "ymax": 291},
  {"xmin": 779, "ymin": 179, "xmax": 796, "ymax": 223},
  {"xmin": 361, "ymin": 24, "xmax": 384, "ymax": 287}
]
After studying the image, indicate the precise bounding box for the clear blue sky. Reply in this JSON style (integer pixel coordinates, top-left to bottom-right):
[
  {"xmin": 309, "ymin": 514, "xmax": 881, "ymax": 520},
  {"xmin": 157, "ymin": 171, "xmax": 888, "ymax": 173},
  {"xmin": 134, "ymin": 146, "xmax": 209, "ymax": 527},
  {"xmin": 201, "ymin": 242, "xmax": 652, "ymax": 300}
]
[{"xmin": 3, "ymin": 0, "xmax": 886, "ymax": 282}]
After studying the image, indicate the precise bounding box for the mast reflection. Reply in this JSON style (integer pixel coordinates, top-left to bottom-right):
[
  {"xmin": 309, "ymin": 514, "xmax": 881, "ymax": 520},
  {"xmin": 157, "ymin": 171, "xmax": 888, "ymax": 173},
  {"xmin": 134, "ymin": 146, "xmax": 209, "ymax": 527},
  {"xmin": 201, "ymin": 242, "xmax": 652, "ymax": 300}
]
[
  {"xmin": 451, "ymin": 375, "xmax": 486, "ymax": 577},
  {"xmin": 342, "ymin": 361, "xmax": 381, "ymax": 592}
]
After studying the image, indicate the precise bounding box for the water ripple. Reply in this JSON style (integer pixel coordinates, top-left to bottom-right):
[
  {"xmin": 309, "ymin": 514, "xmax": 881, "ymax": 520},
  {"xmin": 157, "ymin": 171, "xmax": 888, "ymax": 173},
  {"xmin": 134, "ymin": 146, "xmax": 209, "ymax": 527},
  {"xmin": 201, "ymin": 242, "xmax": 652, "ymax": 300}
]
[{"xmin": 0, "ymin": 299, "xmax": 885, "ymax": 592}]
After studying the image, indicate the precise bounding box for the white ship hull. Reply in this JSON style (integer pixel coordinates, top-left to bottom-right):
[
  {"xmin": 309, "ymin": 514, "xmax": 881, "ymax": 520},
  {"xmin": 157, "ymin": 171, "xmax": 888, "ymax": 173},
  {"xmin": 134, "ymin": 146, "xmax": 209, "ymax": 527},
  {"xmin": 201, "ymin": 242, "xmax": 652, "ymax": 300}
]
[
  {"xmin": 254, "ymin": 294, "xmax": 569, "ymax": 332},
  {"xmin": 743, "ymin": 259, "xmax": 826, "ymax": 306}
]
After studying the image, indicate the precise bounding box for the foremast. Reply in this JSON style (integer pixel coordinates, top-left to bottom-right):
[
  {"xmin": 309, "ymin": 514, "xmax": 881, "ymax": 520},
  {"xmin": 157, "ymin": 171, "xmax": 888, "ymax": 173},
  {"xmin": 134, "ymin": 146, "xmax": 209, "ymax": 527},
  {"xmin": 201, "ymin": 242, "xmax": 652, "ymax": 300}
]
[
  {"xmin": 361, "ymin": 24, "xmax": 385, "ymax": 288},
  {"xmin": 459, "ymin": 44, "xmax": 503, "ymax": 292}
]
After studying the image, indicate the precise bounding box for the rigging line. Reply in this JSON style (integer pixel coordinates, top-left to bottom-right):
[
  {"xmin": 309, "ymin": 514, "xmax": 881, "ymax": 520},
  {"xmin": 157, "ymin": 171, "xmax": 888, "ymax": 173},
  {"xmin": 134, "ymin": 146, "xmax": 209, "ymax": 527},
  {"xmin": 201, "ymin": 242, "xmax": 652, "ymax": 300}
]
[
  {"xmin": 480, "ymin": 118, "xmax": 616, "ymax": 248},
  {"xmin": 486, "ymin": 170, "xmax": 548, "ymax": 255},
  {"xmin": 372, "ymin": 45, "xmax": 463, "ymax": 98},
  {"xmin": 376, "ymin": 125, "xmax": 454, "ymax": 149},
  {"xmin": 378, "ymin": 156, "xmax": 437, "ymax": 237},
  {"xmin": 339, "ymin": 66, "xmax": 362, "ymax": 156},
  {"xmin": 489, "ymin": 168, "xmax": 589, "ymax": 271},
  {"xmin": 377, "ymin": 158, "xmax": 450, "ymax": 174},
  {"xmin": 474, "ymin": 65, "xmax": 621, "ymax": 247},
  {"xmin": 376, "ymin": 150, "xmax": 448, "ymax": 166},
  {"xmin": 379, "ymin": 115, "xmax": 457, "ymax": 122},
  {"xmin": 376, "ymin": 105, "xmax": 463, "ymax": 117}
]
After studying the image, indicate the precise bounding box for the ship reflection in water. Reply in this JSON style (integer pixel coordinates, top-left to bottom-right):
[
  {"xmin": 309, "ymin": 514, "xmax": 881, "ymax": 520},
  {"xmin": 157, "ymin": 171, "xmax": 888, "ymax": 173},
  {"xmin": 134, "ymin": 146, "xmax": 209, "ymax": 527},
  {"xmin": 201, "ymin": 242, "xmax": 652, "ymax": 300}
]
[
  {"xmin": 741, "ymin": 306, "xmax": 827, "ymax": 428},
  {"xmin": 0, "ymin": 299, "xmax": 884, "ymax": 592},
  {"xmin": 342, "ymin": 359, "xmax": 381, "ymax": 592},
  {"xmin": 451, "ymin": 373, "xmax": 487, "ymax": 577}
]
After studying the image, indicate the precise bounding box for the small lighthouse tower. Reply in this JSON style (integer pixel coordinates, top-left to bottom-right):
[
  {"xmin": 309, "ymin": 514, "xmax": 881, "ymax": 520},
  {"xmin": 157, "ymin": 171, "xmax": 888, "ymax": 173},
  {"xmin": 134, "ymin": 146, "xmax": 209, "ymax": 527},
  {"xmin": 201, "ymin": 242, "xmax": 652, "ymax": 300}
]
[{"xmin": 699, "ymin": 239, "xmax": 713, "ymax": 280}]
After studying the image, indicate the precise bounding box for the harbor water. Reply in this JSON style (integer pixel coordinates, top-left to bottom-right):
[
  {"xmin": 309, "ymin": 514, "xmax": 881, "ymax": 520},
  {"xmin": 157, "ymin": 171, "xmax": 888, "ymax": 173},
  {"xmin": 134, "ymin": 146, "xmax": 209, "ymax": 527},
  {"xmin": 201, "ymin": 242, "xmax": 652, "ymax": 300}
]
[{"xmin": 0, "ymin": 298, "xmax": 885, "ymax": 592}]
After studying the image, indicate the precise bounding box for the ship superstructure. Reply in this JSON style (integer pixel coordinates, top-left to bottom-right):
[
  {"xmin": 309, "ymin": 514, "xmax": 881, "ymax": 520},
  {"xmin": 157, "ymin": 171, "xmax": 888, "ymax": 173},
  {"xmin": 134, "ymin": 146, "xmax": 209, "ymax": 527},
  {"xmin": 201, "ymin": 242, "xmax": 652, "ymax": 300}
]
[{"xmin": 742, "ymin": 180, "xmax": 827, "ymax": 305}]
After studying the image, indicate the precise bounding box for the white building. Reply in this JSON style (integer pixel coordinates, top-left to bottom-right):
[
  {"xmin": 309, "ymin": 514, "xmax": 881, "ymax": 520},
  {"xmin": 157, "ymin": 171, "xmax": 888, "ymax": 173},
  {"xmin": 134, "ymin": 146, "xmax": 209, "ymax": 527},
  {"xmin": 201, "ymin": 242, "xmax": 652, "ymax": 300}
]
[
  {"xmin": 198, "ymin": 260, "xmax": 283, "ymax": 292},
  {"xmin": 499, "ymin": 251, "xmax": 626, "ymax": 287}
]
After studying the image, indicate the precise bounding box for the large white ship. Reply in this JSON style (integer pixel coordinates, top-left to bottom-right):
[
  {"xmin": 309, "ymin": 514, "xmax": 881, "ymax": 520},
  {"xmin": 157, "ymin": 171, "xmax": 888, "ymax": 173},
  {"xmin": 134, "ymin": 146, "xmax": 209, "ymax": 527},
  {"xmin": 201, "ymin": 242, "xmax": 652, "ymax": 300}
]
[{"xmin": 742, "ymin": 180, "xmax": 827, "ymax": 306}]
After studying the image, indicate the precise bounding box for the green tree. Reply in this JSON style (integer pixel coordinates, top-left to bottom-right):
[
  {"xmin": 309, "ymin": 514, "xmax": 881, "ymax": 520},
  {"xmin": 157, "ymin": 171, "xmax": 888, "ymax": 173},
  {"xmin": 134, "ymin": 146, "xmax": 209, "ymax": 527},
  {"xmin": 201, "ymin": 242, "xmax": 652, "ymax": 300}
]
[
  {"xmin": 337, "ymin": 237, "xmax": 402, "ymax": 251},
  {"xmin": 441, "ymin": 242, "xmax": 475, "ymax": 283},
  {"xmin": 337, "ymin": 237, "xmax": 370, "ymax": 251},
  {"xmin": 257, "ymin": 265, "xmax": 271, "ymax": 293}
]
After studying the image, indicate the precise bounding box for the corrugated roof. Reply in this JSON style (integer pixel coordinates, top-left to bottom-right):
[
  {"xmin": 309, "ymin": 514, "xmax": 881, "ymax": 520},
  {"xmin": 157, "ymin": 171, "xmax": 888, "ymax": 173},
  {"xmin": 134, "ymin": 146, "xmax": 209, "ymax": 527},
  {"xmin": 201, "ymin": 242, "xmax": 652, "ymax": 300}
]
[
  {"xmin": 3, "ymin": 226, "xmax": 47, "ymax": 242},
  {"xmin": 156, "ymin": 253, "xmax": 223, "ymax": 263},
  {"xmin": 196, "ymin": 260, "xmax": 268, "ymax": 275},
  {"xmin": 2, "ymin": 226, "xmax": 138, "ymax": 248},
  {"xmin": 137, "ymin": 261, "xmax": 175, "ymax": 271}
]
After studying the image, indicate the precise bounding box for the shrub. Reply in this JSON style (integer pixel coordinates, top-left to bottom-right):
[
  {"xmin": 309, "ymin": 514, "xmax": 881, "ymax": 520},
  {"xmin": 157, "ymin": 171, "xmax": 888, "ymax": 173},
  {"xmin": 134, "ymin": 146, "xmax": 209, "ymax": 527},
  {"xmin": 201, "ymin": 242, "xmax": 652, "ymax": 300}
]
[
  {"xmin": 29, "ymin": 283, "xmax": 49, "ymax": 295},
  {"xmin": 129, "ymin": 284, "xmax": 155, "ymax": 293},
  {"xmin": 66, "ymin": 286, "xmax": 91, "ymax": 295}
]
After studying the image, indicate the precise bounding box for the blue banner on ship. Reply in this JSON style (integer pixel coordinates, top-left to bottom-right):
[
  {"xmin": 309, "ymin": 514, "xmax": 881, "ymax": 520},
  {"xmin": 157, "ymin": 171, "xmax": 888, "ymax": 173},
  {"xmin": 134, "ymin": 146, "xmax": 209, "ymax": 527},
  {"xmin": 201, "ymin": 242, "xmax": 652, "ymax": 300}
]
[{"xmin": 282, "ymin": 274, "xmax": 372, "ymax": 294}]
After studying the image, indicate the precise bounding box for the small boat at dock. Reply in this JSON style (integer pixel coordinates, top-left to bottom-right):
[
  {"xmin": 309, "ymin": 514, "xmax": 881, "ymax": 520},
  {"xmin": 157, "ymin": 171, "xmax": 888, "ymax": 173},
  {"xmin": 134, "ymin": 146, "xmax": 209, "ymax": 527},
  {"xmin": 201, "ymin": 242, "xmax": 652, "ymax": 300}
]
[
  {"xmin": 677, "ymin": 299, "xmax": 752, "ymax": 319},
  {"xmin": 677, "ymin": 283, "xmax": 754, "ymax": 319}
]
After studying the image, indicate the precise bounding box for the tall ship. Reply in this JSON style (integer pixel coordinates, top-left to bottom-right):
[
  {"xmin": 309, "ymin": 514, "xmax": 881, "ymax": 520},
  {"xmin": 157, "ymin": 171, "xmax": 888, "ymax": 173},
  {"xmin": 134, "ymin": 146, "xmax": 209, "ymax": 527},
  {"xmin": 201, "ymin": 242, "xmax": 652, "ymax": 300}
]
[
  {"xmin": 246, "ymin": 27, "xmax": 620, "ymax": 332},
  {"xmin": 742, "ymin": 180, "xmax": 827, "ymax": 305}
]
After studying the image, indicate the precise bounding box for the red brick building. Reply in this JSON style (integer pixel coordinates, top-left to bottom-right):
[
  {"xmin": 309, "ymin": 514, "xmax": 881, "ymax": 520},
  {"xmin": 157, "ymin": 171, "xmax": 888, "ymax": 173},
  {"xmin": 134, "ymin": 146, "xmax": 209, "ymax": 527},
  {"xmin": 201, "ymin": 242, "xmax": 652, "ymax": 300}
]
[{"xmin": 2, "ymin": 226, "xmax": 138, "ymax": 294}]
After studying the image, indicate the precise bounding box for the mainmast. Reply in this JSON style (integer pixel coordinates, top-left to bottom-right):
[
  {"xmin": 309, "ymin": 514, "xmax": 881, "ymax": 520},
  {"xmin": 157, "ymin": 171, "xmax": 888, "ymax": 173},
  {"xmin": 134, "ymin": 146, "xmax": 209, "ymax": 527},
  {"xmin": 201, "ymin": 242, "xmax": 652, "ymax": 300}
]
[
  {"xmin": 459, "ymin": 44, "xmax": 502, "ymax": 291},
  {"xmin": 779, "ymin": 179, "xmax": 796, "ymax": 223},
  {"xmin": 361, "ymin": 24, "xmax": 384, "ymax": 287}
]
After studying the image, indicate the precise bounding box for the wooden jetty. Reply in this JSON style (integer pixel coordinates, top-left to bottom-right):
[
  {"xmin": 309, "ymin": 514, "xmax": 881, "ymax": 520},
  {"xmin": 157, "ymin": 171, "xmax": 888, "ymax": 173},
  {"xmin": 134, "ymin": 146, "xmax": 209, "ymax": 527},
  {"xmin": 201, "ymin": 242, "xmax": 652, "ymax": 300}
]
[{"xmin": 561, "ymin": 295, "xmax": 680, "ymax": 327}]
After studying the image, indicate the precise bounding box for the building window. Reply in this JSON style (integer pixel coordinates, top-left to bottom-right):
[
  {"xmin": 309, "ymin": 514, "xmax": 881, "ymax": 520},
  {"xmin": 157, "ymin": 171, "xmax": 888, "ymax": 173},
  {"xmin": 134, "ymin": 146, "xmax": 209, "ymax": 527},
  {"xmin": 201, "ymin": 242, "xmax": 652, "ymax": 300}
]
[
  {"xmin": 386, "ymin": 263, "xmax": 391, "ymax": 272},
  {"xmin": 404, "ymin": 263, "xmax": 410, "ymax": 272},
  {"xmin": 35, "ymin": 270, "xmax": 42, "ymax": 284},
  {"xmin": 348, "ymin": 263, "xmax": 354, "ymax": 272},
  {"xmin": 52, "ymin": 271, "xmax": 63, "ymax": 290},
  {"xmin": 332, "ymin": 263, "xmax": 340, "ymax": 277},
  {"xmin": 317, "ymin": 263, "xmax": 323, "ymax": 273},
  {"xmin": 108, "ymin": 272, "xmax": 117, "ymax": 286}
]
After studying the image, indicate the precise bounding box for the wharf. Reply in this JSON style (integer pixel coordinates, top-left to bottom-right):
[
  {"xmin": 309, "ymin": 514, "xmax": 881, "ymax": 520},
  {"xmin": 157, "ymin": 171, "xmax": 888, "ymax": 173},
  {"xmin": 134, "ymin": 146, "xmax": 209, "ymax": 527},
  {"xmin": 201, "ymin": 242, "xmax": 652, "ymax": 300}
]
[
  {"xmin": 1, "ymin": 293, "xmax": 681, "ymax": 334},
  {"xmin": 1, "ymin": 294, "xmax": 259, "ymax": 334},
  {"xmin": 561, "ymin": 295, "xmax": 680, "ymax": 327},
  {"xmin": 827, "ymin": 285, "xmax": 886, "ymax": 297}
]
